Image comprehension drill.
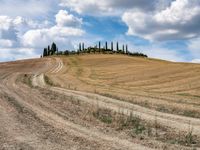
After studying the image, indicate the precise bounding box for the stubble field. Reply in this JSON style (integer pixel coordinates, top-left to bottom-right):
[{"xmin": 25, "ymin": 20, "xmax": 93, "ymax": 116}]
[{"xmin": 0, "ymin": 54, "xmax": 200, "ymax": 149}]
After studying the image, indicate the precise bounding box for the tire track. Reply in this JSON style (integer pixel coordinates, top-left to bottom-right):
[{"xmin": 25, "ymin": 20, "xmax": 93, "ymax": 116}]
[
  {"xmin": 31, "ymin": 59, "xmax": 200, "ymax": 136},
  {"xmin": 4, "ymin": 87, "xmax": 147, "ymax": 150},
  {"xmin": 49, "ymin": 58, "xmax": 63, "ymax": 74},
  {"xmin": 51, "ymin": 87, "xmax": 200, "ymax": 135},
  {"xmin": 0, "ymin": 58, "xmax": 152, "ymax": 150}
]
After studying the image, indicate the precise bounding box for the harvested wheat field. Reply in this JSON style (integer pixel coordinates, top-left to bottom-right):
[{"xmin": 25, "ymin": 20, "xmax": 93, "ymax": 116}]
[{"xmin": 0, "ymin": 54, "xmax": 200, "ymax": 150}]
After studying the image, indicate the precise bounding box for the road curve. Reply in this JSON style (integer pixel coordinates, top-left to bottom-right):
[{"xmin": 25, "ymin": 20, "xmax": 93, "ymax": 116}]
[
  {"xmin": 33, "ymin": 58, "xmax": 200, "ymax": 137},
  {"xmin": 0, "ymin": 58, "xmax": 153, "ymax": 150}
]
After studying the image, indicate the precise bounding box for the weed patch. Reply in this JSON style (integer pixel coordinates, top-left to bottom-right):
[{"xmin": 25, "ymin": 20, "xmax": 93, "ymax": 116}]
[
  {"xmin": 44, "ymin": 75, "xmax": 54, "ymax": 86},
  {"xmin": 20, "ymin": 74, "xmax": 33, "ymax": 87},
  {"xmin": 93, "ymin": 108, "xmax": 112, "ymax": 124},
  {"xmin": 92, "ymin": 107, "xmax": 200, "ymax": 148}
]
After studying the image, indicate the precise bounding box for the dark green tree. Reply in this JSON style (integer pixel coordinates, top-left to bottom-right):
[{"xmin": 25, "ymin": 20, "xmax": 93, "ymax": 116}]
[
  {"xmin": 56, "ymin": 48, "xmax": 58, "ymax": 55},
  {"xmin": 98, "ymin": 41, "xmax": 101, "ymax": 53},
  {"xmin": 43, "ymin": 48, "xmax": 48, "ymax": 57},
  {"xmin": 82, "ymin": 43, "xmax": 85, "ymax": 52},
  {"xmin": 64, "ymin": 50, "xmax": 69, "ymax": 55},
  {"xmin": 47, "ymin": 45, "xmax": 51, "ymax": 56},
  {"xmin": 48, "ymin": 45, "xmax": 50, "ymax": 54},
  {"xmin": 79, "ymin": 43, "xmax": 81, "ymax": 52},
  {"xmin": 111, "ymin": 42, "xmax": 113, "ymax": 51},
  {"xmin": 51, "ymin": 42, "xmax": 57, "ymax": 54},
  {"xmin": 99, "ymin": 41, "xmax": 101, "ymax": 49},
  {"xmin": 126, "ymin": 45, "xmax": 128, "ymax": 54},
  {"xmin": 116, "ymin": 42, "xmax": 119, "ymax": 52}
]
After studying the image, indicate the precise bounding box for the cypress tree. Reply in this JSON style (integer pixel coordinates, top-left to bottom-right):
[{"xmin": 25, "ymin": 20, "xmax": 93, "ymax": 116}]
[
  {"xmin": 47, "ymin": 45, "xmax": 50, "ymax": 56},
  {"xmin": 48, "ymin": 45, "xmax": 50, "ymax": 54},
  {"xmin": 79, "ymin": 43, "xmax": 81, "ymax": 52},
  {"xmin": 105, "ymin": 41, "xmax": 108, "ymax": 51},
  {"xmin": 111, "ymin": 42, "xmax": 113, "ymax": 51},
  {"xmin": 82, "ymin": 43, "xmax": 84, "ymax": 51},
  {"xmin": 51, "ymin": 42, "xmax": 57, "ymax": 54},
  {"xmin": 99, "ymin": 41, "xmax": 101, "ymax": 53},
  {"xmin": 43, "ymin": 48, "xmax": 47, "ymax": 57},
  {"xmin": 117, "ymin": 42, "xmax": 119, "ymax": 52},
  {"xmin": 126, "ymin": 45, "xmax": 128, "ymax": 54},
  {"xmin": 122, "ymin": 45, "xmax": 125, "ymax": 53},
  {"xmin": 99, "ymin": 41, "xmax": 101, "ymax": 49}
]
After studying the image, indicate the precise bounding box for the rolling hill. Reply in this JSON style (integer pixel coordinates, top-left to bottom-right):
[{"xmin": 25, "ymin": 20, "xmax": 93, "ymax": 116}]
[{"xmin": 0, "ymin": 54, "xmax": 200, "ymax": 149}]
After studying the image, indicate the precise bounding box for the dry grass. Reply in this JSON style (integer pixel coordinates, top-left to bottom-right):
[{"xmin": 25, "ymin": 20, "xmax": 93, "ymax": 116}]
[
  {"xmin": 1, "ymin": 55, "xmax": 200, "ymax": 149},
  {"xmin": 48, "ymin": 54, "xmax": 200, "ymax": 118},
  {"xmin": 92, "ymin": 106, "xmax": 199, "ymax": 148},
  {"xmin": 25, "ymin": 86, "xmax": 200, "ymax": 148}
]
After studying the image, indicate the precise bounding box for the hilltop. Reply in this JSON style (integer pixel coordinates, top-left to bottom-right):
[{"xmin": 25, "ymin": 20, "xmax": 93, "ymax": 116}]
[{"xmin": 42, "ymin": 42, "xmax": 148, "ymax": 58}]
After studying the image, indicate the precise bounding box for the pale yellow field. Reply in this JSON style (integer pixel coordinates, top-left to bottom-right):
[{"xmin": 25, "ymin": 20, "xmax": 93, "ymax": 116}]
[
  {"xmin": 49, "ymin": 54, "xmax": 200, "ymax": 118},
  {"xmin": 1, "ymin": 54, "xmax": 200, "ymax": 149}
]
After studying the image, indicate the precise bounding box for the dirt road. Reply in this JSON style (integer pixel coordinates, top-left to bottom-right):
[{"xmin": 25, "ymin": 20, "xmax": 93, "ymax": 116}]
[{"xmin": 0, "ymin": 58, "xmax": 152, "ymax": 150}]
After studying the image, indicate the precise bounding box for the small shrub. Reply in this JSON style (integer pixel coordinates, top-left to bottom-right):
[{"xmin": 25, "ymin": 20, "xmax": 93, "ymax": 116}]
[
  {"xmin": 70, "ymin": 96, "xmax": 81, "ymax": 105},
  {"xmin": 114, "ymin": 112, "xmax": 146, "ymax": 135},
  {"xmin": 185, "ymin": 129, "xmax": 195, "ymax": 145},
  {"xmin": 93, "ymin": 108, "xmax": 112, "ymax": 124},
  {"xmin": 44, "ymin": 75, "xmax": 54, "ymax": 86},
  {"xmin": 21, "ymin": 74, "xmax": 33, "ymax": 87},
  {"xmin": 184, "ymin": 123, "xmax": 197, "ymax": 146}
]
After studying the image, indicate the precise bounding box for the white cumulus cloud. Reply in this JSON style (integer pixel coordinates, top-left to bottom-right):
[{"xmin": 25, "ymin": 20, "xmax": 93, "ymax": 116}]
[
  {"xmin": 60, "ymin": 0, "xmax": 158, "ymax": 16},
  {"xmin": 122, "ymin": 0, "xmax": 200, "ymax": 41},
  {"xmin": 0, "ymin": 0, "xmax": 57, "ymax": 18},
  {"xmin": 21, "ymin": 10, "xmax": 85, "ymax": 49},
  {"xmin": 22, "ymin": 26, "xmax": 84, "ymax": 48},
  {"xmin": 0, "ymin": 9, "xmax": 85, "ymax": 61},
  {"xmin": 0, "ymin": 48, "xmax": 39, "ymax": 62},
  {"xmin": 56, "ymin": 10, "xmax": 82, "ymax": 27},
  {"xmin": 0, "ymin": 39, "xmax": 13, "ymax": 47}
]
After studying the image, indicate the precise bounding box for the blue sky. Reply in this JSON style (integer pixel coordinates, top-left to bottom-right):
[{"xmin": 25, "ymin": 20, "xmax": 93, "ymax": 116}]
[{"xmin": 0, "ymin": 0, "xmax": 200, "ymax": 62}]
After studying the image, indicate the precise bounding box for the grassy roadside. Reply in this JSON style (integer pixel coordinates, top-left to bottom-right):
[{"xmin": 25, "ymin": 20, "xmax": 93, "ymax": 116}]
[
  {"xmin": 38, "ymin": 88, "xmax": 200, "ymax": 149},
  {"xmin": 92, "ymin": 107, "xmax": 199, "ymax": 148},
  {"xmin": 96, "ymin": 91, "xmax": 200, "ymax": 119}
]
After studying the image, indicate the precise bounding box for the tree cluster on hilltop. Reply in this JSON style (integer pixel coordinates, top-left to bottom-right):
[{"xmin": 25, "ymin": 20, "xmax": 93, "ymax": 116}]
[
  {"xmin": 43, "ymin": 41, "xmax": 148, "ymax": 58},
  {"xmin": 43, "ymin": 42, "xmax": 58, "ymax": 57}
]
